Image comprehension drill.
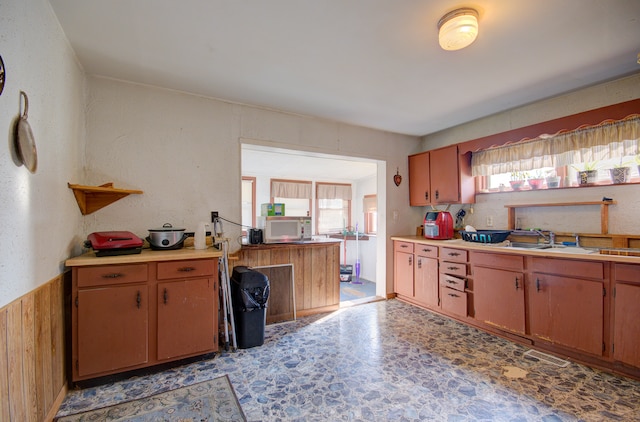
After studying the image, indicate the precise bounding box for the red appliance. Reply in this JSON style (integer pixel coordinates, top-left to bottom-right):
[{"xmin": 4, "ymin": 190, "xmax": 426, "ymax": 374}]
[
  {"xmin": 85, "ymin": 231, "xmax": 144, "ymax": 257},
  {"xmin": 424, "ymin": 211, "xmax": 454, "ymax": 240}
]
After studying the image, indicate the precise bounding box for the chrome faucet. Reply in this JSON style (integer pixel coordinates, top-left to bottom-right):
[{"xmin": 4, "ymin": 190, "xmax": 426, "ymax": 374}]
[
  {"xmin": 574, "ymin": 234, "xmax": 580, "ymax": 247},
  {"xmin": 532, "ymin": 230, "xmax": 555, "ymax": 244}
]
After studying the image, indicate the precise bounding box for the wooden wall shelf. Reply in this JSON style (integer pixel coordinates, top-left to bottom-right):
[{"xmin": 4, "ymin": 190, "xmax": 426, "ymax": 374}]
[
  {"xmin": 505, "ymin": 201, "xmax": 616, "ymax": 234},
  {"xmin": 68, "ymin": 182, "xmax": 143, "ymax": 215}
]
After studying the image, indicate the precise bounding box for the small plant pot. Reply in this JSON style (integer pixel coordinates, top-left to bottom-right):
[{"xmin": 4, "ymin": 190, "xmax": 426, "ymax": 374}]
[
  {"xmin": 546, "ymin": 176, "xmax": 561, "ymax": 188},
  {"xmin": 528, "ymin": 178, "xmax": 544, "ymax": 190},
  {"xmin": 609, "ymin": 167, "xmax": 630, "ymax": 184},
  {"xmin": 509, "ymin": 180, "xmax": 525, "ymax": 191},
  {"xmin": 578, "ymin": 170, "xmax": 598, "ymax": 186}
]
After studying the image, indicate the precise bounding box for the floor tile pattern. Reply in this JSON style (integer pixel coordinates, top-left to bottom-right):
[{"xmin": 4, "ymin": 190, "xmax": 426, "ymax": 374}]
[{"xmin": 57, "ymin": 299, "xmax": 640, "ymax": 421}]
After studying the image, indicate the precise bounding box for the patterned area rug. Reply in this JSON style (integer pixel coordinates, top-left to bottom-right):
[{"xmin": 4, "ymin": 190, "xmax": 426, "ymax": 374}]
[{"xmin": 55, "ymin": 375, "xmax": 246, "ymax": 421}]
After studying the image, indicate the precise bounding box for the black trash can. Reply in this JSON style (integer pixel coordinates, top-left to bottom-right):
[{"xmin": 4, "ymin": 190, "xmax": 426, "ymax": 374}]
[{"xmin": 231, "ymin": 266, "xmax": 270, "ymax": 349}]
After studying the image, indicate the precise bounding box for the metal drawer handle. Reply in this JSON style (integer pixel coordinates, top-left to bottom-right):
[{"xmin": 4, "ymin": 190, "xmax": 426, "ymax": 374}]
[
  {"xmin": 448, "ymin": 293, "xmax": 460, "ymax": 298},
  {"xmin": 136, "ymin": 291, "xmax": 141, "ymax": 309},
  {"xmin": 163, "ymin": 288, "xmax": 168, "ymax": 304},
  {"xmin": 448, "ymin": 252, "xmax": 460, "ymax": 257},
  {"xmin": 102, "ymin": 273, "xmax": 124, "ymax": 278},
  {"xmin": 515, "ymin": 277, "xmax": 520, "ymax": 290},
  {"xmin": 400, "ymin": 244, "xmax": 408, "ymax": 248},
  {"xmin": 421, "ymin": 248, "xmax": 431, "ymax": 252},
  {"xmin": 536, "ymin": 278, "xmax": 540, "ymax": 292},
  {"xmin": 408, "ymin": 256, "xmax": 412, "ymax": 266},
  {"xmin": 178, "ymin": 267, "xmax": 196, "ymax": 272},
  {"xmin": 447, "ymin": 266, "xmax": 459, "ymax": 271},
  {"xmin": 446, "ymin": 279, "xmax": 458, "ymax": 285},
  {"xmin": 417, "ymin": 259, "xmax": 422, "ymax": 269}
]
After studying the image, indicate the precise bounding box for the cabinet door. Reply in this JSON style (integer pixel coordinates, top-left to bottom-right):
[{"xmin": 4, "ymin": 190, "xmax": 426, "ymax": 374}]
[
  {"xmin": 157, "ymin": 278, "xmax": 216, "ymax": 360},
  {"xmin": 529, "ymin": 273, "xmax": 603, "ymax": 356},
  {"xmin": 613, "ymin": 283, "xmax": 640, "ymax": 367},
  {"xmin": 77, "ymin": 285, "xmax": 148, "ymax": 377},
  {"xmin": 430, "ymin": 145, "xmax": 459, "ymax": 204},
  {"xmin": 394, "ymin": 251, "xmax": 414, "ymax": 297},
  {"xmin": 415, "ymin": 255, "xmax": 438, "ymax": 308},
  {"xmin": 474, "ymin": 266, "xmax": 525, "ymax": 334},
  {"xmin": 408, "ymin": 152, "xmax": 430, "ymax": 206}
]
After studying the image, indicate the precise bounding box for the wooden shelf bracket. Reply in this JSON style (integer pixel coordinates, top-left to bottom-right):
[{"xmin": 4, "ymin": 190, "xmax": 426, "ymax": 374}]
[{"xmin": 68, "ymin": 182, "xmax": 143, "ymax": 215}]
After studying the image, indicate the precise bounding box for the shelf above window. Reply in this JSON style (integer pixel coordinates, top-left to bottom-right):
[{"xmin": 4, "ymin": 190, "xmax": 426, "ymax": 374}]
[{"xmin": 68, "ymin": 182, "xmax": 143, "ymax": 215}]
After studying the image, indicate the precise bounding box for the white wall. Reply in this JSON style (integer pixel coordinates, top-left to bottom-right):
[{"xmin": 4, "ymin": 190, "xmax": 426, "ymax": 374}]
[
  {"xmin": 0, "ymin": 0, "xmax": 85, "ymax": 308},
  {"xmin": 422, "ymin": 73, "xmax": 640, "ymax": 235},
  {"xmin": 82, "ymin": 76, "xmax": 421, "ymax": 294}
]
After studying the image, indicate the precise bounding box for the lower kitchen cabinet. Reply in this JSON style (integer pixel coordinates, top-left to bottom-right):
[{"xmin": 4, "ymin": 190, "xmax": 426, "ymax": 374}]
[
  {"xmin": 474, "ymin": 267, "xmax": 525, "ymax": 334},
  {"xmin": 440, "ymin": 247, "xmax": 468, "ymax": 317},
  {"xmin": 77, "ymin": 283, "xmax": 149, "ymax": 378},
  {"xmin": 394, "ymin": 241, "xmax": 415, "ymax": 298},
  {"xmin": 529, "ymin": 258, "xmax": 605, "ymax": 356},
  {"xmin": 394, "ymin": 241, "xmax": 439, "ymax": 310},
  {"xmin": 157, "ymin": 278, "xmax": 216, "ymax": 361},
  {"xmin": 414, "ymin": 245, "xmax": 439, "ymax": 309},
  {"xmin": 471, "ymin": 253, "xmax": 525, "ymax": 334},
  {"xmin": 69, "ymin": 254, "xmax": 219, "ymax": 382},
  {"xmin": 612, "ymin": 263, "xmax": 640, "ymax": 367}
]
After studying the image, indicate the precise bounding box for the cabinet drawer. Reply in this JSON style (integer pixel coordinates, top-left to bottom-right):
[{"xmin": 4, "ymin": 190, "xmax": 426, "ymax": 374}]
[
  {"xmin": 157, "ymin": 259, "xmax": 216, "ymax": 280},
  {"xmin": 615, "ymin": 263, "xmax": 640, "ymax": 283},
  {"xmin": 77, "ymin": 264, "xmax": 148, "ymax": 288},
  {"xmin": 440, "ymin": 273, "xmax": 465, "ymax": 292},
  {"xmin": 441, "ymin": 261, "xmax": 467, "ymax": 278},
  {"xmin": 440, "ymin": 248, "xmax": 467, "ymax": 263},
  {"xmin": 441, "ymin": 287, "xmax": 467, "ymax": 317},
  {"xmin": 531, "ymin": 258, "xmax": 604, "ymax": 280},
  {"xmin": 470, "ymin": 252, "xmax": 523, "ymax": 271},
  {"xmin": 394, "ymin": 241, "xmax": 414, "ymax": 254},
  {"xmin": 415, "ymin": 244, "xmax": 438, "ymax": 258}
]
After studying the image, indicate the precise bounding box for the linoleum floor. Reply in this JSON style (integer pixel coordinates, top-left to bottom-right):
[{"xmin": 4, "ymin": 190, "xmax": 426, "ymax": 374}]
[{"xmin": 57, "ymin": 299, "xmax": 640, "ymax": 421}]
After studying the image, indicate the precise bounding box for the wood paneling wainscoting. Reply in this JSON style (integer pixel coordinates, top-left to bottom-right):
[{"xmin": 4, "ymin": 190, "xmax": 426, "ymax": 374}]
[{"xmin": 0, "ymin": 273, "xmax": 68, "ymax": 422}]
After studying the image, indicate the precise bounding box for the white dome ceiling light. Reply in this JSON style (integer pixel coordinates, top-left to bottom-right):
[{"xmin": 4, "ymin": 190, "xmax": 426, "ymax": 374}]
[{"xmin": 438, "ymin": 8, "xmax": 479, "ymax": 51}]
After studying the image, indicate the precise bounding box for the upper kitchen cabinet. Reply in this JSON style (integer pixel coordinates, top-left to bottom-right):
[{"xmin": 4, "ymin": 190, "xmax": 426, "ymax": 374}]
[{"xmin": 408, "ymin": 145, "xmax": 475, "ymax": 206}]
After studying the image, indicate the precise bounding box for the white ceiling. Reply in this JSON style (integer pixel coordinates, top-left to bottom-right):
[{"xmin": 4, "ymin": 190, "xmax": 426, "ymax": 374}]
[{"xmin": 49, "ymin": 0, "xmax": 640, "ymax": 138}]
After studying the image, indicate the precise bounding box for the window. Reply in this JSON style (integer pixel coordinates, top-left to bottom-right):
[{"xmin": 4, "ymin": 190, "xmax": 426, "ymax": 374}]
[
  {"xmin": 363, "ymin": 194, "xmax": 377, "ymax": 235},
  {"xmin": 316, "ymin": 183, "xmax": 352, "ymax": 234},
  {"xmin": 473, "ymin": 115, "xmax": 640, "ymax": 192},
  {"xmin": 241, "ymin": 177, "xmax": 256, "ymax": 232},
  {"xmin": 270, "ymin": 179, "xmax": 312, "ymax": 216}
]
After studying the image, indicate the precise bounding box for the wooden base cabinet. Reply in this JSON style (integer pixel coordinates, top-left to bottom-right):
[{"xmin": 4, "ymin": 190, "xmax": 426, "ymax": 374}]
[
  {"xmin": 71, "ymin": 257, "xmax": 218, "ymax": 382},
  {"xmin": 613, "ymin": 264, "xmax": 640, "ymax": 367},
  {"xmin": 394, "ymin": 241, "xmax": 439, "ymax": 310},
  {"xmin": 471, "ymin": 253, "xmax": 525, "ymax": 334},
  {"xmin": 440, "ymin": 247, "xmax": 468, "ymax": 317},
  {"xmin": 529, "ymin": 258, "xmax": 605, "ymax": 356}
]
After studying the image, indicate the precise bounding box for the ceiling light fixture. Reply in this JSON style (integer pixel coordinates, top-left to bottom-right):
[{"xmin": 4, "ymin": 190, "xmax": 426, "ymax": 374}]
[{"xmin": 438, "ymin": 8, "xmax": 479, "ymax": 51}]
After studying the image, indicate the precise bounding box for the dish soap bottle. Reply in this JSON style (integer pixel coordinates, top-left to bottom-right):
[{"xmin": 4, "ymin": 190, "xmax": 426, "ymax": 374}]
[{"xmin": 194, "ymin": 222, "xmax": 208, "ymax": 250}]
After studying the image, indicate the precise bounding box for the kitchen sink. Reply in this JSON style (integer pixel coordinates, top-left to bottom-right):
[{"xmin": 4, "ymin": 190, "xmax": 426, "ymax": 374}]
[
  {"xmin": 507, "ymin": 242, "xmax": 598, "ymax": 254},
  {"xmin": 508, "ymin": 242, "xmax": 551, "ymax": 249}
]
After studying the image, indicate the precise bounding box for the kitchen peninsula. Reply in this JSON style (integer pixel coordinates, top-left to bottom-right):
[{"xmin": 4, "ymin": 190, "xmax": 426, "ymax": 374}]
[
  {"xmin": 231, "ymin": 239, "xmax": 341, "ymax": 322},
  {"xmin": 391, "ymin": 235, "xmax": 640, "ymax": 380}
]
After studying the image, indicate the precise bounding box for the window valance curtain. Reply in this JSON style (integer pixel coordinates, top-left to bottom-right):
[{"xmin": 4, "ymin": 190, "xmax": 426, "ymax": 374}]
[
  {"xmin": 271, "ymin": 180, "xmax": 312, "ymax": 199},
  {"xmin": 316, "ymin": 183, "xmax": 352, "ymax": 200},
  {"xmin": 471, "ymin": 115, "xmax": 640, "ymax": 176},
  {"xmin": 363, "ymin": 195, "xmax": 377, "ymax": 212}
]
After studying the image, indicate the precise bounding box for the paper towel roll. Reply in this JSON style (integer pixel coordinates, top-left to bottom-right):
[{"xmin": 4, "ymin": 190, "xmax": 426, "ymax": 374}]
[{"xmin": 194, "ymin": 222, "xmax": 207, "ymax": 249}]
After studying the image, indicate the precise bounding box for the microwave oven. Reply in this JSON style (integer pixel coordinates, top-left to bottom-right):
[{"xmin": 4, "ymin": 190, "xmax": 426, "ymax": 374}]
[{"xmin": 258, "ymin": 216, "xmax": 312, "ymax": 243}]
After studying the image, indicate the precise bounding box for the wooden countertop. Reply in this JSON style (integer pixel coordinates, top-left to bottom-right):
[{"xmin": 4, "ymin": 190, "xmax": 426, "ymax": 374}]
[
  {"xmin": 391, "ymin": 235, "xmax": 640, "ymax": 264},
  {"xmin": 65, "ymin": 246, "xmax": 224, "ymax": 267},
  {"xmin": 241, "ymin": 238, "xmax": 341, "ymax": 250}
]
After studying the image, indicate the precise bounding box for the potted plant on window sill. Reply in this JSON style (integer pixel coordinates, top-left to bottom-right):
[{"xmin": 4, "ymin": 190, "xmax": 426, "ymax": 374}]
[
  {"xmin": 527, "ymin": 171, "xmax": 545, "ymax": 190},
  {"xmin": 545, "ymin": 170, "xmax": 561, "ymax": 188},
  {"xmin": 573, "ymin": 162, "xmax": 599, "ymax": 186},
  {"xmin": 509, "ymin": 171, "xmax": 528, "ymax": 191},
  {"xmin": 608, "ymin": 158, "xmax": 631, "ymax": 184}
]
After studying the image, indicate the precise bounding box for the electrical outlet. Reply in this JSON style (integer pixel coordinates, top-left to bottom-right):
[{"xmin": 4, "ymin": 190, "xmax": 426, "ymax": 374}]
[
  {"xmin": 211, "ymin": 211, "xmax": 219, "ymax": 222},
  {"xmin": 486, "ymin": 216, "xmax": 494, "ymax": 227}
]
